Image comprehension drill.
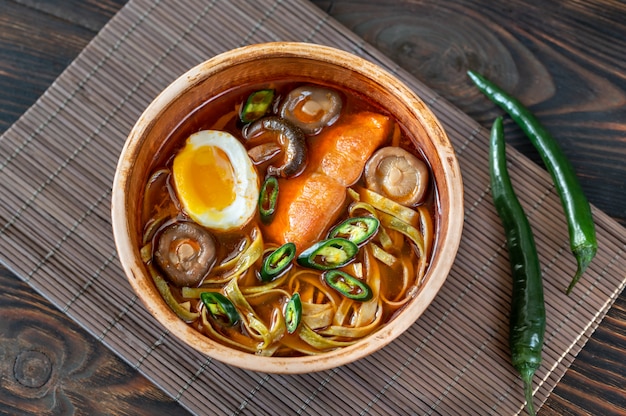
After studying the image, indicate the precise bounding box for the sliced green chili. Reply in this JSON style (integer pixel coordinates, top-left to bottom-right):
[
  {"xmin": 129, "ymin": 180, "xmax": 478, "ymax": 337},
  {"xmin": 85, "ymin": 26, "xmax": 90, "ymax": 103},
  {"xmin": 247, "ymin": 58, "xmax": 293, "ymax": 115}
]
[
  {"xmin": 240, "ymin": 89, "xmax": 275, "ymax": 123},
  {"xmin": 285, "ymin": 292, "xmax": 302, "ymax": 334},
  {"xmin": 324, "ymin": 270, "xmax": 373, "ymax": 302},
  {"xmin": 328, "ymin": 216, "xmax": 379, "ymax": 246},
  {"xmin": 258, "ymin": 176, "xmax": 279, "ymax": 224},
  {"xmin": 200, "ymin": 291, "xmax": 240, "ymax": 327},
  {"xmin": 260, "ymin": 242, "xmax": 296, "ymax": 282},
  {"xmin": 297, "ymin": 238, "xmax": 359, "ymax": 270},
  {"xmin": 468, "ymin": 70, "xmax": 597, "ymax": 294},
  {"xmin": 490, "ymin": 117, "xmax": 545, "ymax": 416}
]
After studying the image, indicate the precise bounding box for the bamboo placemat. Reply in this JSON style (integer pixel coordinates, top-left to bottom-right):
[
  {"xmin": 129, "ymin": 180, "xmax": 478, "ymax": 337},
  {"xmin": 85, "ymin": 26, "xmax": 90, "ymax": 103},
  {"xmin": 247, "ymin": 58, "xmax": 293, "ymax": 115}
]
[{"xmin": 1, "ymin": 0, "xmax": 624, "ymax": 414}]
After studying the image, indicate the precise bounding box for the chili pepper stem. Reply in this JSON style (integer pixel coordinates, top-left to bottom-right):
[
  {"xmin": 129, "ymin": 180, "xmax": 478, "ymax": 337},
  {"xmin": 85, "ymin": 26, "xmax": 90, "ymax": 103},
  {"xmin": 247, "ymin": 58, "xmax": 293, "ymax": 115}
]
[
  {"xmin": 567, "ymin": 245, "xmax": 596, "ymax": 294},
  {"xmin": 520, "ymin": 367, "xmax": 537, "ymax": 416}
]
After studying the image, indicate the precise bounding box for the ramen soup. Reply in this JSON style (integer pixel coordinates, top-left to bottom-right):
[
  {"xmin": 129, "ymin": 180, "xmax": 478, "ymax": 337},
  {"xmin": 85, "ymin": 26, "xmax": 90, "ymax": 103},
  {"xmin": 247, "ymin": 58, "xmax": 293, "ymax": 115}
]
[{"xmin": 139, "ymin": 80, "xmax": 436, "ymax": 357}]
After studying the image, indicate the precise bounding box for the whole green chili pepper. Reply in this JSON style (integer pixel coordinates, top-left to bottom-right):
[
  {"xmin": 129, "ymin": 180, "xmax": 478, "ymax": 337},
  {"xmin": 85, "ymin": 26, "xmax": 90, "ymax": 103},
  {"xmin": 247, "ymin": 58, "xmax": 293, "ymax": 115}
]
[
  {"xmin": 490, "ymin": 117, "xmax": 545, "ymax": 416},
  {"xmin": 468, "ymin": 70, "xmax": 597, "ymax": 294}
]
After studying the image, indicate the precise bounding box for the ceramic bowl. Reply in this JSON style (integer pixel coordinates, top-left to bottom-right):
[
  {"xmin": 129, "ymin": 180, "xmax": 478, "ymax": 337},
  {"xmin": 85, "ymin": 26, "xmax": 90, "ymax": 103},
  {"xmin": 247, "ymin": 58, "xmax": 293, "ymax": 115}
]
[{"xmin": 111, "ymin": 42, "xmax": 463, "ymax": 373}]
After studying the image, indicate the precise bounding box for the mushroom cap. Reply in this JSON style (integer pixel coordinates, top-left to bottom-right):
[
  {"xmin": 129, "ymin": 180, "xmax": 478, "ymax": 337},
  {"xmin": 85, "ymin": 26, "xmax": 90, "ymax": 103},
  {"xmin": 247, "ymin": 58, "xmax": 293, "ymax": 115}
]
[
  {"xmin": 364, "ymin": 146, "xmax": 430, "ymax": 206},
  {"xmin": 279, "ymin": 85, "xmax": 343, "ymax": 135},
  {"xmin": 154, "ymin": 221, "xmax": 217, "ymax": 287}
]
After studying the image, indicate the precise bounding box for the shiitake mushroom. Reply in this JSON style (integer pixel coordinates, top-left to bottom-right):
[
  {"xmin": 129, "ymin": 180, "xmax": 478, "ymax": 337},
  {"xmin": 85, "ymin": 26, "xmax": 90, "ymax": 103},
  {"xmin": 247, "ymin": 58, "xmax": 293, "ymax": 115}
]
[
  {"xmin": 244, "ymin": 116, "xmax": 307, "ymax": 178},
  {"xmin": 279, "ymin": 85, "xmax": 342, "ymax": 135},
  {"xmin": 154, "ymin": 221, "xmax": 217, "ymax": 287},
  {"xmin": 364, "ymin": 146, "xmax": 429, "ymax": 206}
]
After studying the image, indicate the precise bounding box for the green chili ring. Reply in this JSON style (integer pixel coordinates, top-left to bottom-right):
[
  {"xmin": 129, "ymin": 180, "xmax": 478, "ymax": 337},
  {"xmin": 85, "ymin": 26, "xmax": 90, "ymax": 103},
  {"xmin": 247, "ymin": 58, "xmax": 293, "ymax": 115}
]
[
  {"xmin": 285, "ymin": 292, "xmax": 302, "ymax": 334},
  {"xmin": 323, "ymin": 270, "xmax": 373, "ymax": 302},
  {"xmin": 328, "ymin": 216, "xmax": 379, "ymax": 246},
  {"xmin": 297, "ymin": 238, "xmax": 359, "ymax": 270},
  {"xmin": 260, "ymin": 242, "xmax": 296, "ymax": 282},
  {"xmin": 259, "ymin": 176, "xmax": 279, "ymax": 224},
  {"xmin": 240, "ymin": 89, "xmax": 275, "ymax": 123},
  {"xmin": 200, "ymin": 291, "xmax": 240, "ymax": 327}
]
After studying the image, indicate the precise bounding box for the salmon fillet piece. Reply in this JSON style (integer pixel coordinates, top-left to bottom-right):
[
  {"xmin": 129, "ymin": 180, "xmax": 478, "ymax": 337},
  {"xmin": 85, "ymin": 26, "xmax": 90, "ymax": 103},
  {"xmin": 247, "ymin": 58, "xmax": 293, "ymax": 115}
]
[
  {"xmin": 262, "ymin": 172, "xmax": 346, "ymax": 251},
  {"xmin": 261, "ymin": 112, "xmax": 393, "ymax": 251},
  {"xmin": 310, "ymin": 112, "xmax": 393, "ymax": 186}
]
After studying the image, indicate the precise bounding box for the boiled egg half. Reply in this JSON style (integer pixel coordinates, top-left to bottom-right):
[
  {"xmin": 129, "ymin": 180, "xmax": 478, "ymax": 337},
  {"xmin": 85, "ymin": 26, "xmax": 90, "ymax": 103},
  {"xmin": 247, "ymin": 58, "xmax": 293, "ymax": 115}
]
[{"xmin": 172, "ymin": 130, "xmax": 259, "ymax": 231}]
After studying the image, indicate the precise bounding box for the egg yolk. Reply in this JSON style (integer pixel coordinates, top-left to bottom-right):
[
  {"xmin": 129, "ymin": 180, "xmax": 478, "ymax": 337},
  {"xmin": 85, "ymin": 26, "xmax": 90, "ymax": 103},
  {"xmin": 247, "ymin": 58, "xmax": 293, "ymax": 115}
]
[
  {"xmin": 171, "ymin": 130, "xmax": 259, "ymax": 231},
  {"xmin": 173, "ymin": 143, "xmax": 236, "ymax": 212}
]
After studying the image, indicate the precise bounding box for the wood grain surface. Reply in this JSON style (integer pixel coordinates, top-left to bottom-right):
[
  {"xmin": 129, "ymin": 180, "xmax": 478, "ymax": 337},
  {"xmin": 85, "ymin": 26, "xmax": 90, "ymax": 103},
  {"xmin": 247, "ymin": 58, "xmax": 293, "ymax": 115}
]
[{"xmin": 0, "ymin": 0, "xmax": 624, "ymax": 415}]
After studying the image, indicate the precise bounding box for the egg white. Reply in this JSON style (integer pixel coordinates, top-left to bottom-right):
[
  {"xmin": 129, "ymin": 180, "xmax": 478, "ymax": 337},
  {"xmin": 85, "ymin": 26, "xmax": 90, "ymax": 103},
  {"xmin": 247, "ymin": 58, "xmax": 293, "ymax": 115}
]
[{"xmin": 173, "ymin": 130, "xmax": 259, "ymax": 231}]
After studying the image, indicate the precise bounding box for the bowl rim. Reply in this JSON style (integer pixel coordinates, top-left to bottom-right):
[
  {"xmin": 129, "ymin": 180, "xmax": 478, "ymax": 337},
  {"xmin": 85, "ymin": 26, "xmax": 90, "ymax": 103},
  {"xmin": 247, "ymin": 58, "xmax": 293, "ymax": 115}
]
[{"xmin": 111, "ymin": 41, "xmax": 464, "ymax": 374}]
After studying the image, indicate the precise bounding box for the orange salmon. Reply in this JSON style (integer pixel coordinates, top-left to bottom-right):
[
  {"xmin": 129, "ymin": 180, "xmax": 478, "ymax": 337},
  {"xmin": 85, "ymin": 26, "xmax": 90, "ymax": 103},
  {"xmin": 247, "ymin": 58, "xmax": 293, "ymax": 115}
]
[
  {"xmin": 262, "ymin": 112, "xmax": 393, "ymax": 251},
  {"xmin": 310, "ymin": 112, "xmax": 393, "ymax": 186}
]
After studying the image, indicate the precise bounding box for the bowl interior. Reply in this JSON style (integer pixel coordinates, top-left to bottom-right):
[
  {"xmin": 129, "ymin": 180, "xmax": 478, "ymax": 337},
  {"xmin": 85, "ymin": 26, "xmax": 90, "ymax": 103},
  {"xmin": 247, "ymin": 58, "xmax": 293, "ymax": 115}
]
[{"xmin": 112, "ymin": 42, "xmax": 463, "ymax": 373}]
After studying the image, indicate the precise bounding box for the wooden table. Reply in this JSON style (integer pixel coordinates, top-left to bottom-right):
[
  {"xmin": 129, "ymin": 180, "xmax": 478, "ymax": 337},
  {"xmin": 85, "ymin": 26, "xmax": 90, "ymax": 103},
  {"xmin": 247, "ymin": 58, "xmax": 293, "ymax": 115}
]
[{"xmin": 1, "ymin": 0, "xmax": 624, "ymax": 414}]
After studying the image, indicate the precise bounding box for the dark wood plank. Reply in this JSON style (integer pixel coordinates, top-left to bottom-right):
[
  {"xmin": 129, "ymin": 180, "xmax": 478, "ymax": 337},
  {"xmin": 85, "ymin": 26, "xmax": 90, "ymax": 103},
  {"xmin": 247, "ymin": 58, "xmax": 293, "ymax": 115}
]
[
  {"xmin": 311, "ymin": 1, "xmax": 626, "ymax": 415},
  {"xmin": 0, "ymin": 0, "xmax": 187, "ymax": 413},
  {"xmin": 314, "ymin": 0, "xmax": 626, "ymax": 228},
  {"xmin": 0, "ymin": 0, "xmax": 624, "ymax": 415},
  {"xmin": 543, "ymin": 295, "xmax": 626, "ymax": 416},
  {"xmin": 0, "ymin": 0, "xmax": 125, "ymax": 132},
  {"xmin": 0, "ymin": 266, "xmax": 185, "ymax": 415}
]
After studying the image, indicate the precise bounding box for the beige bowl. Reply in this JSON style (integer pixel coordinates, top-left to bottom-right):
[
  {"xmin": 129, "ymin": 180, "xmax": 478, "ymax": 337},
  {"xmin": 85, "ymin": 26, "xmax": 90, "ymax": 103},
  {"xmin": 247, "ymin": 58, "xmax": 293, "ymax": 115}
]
[{"xmin": 111, "ymin": 42, "xmax": 463, "ymax": 373}]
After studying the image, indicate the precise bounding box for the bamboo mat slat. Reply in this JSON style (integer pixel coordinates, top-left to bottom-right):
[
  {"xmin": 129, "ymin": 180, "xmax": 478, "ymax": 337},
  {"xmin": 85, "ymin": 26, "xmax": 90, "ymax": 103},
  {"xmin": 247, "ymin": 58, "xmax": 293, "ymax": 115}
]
[{"xmin": 0, "ymin": 0, "xmax": 624, "ymax": 414}]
